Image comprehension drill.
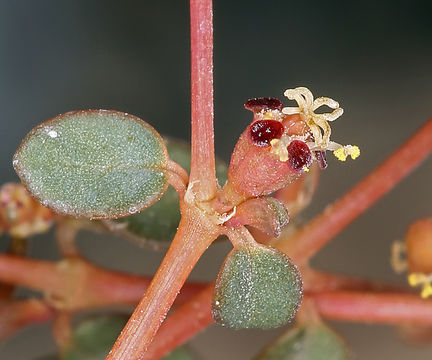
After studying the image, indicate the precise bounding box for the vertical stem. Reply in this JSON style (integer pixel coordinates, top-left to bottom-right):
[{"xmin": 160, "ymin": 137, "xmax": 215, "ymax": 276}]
[
  {"xmin": 0, "ymin": 299, "xmax": 54, "ymax": 340},
  {"xmin": 190, "ymin": 0, "xmax": 217, "ymax": 200},
  {"xmin": 143, "ymin": 286, "xmax": 214, "ymax": 360},
  {"xmin": 274, "ymin": 118, "xmax": 432, "ymax": 263},
  {"xmin": 106, "ymin": 208, "xmax": 219, "ymax": 360}
]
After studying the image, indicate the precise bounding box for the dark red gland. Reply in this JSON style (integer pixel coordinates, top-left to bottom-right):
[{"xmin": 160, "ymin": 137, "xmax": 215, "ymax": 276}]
[
  {"xmin": 287, "ymin": 140, "xmax": 312, "ymax": 170},
  {"xmin": 250, "ymin": 120, "xmax": 284, "ymax": 147},
  {"xmin": 244, "ymin": 97, "xmax": 283, "ymax": 112}
]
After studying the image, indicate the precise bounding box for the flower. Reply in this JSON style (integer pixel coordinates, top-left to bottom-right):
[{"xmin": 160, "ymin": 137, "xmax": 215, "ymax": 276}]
[{"xmin": 281, "ymin": 87, "xmax": 360, "ymax": 162}]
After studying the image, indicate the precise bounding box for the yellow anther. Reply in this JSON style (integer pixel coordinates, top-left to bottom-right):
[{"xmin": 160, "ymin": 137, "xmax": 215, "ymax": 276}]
[
  {"xmin": 302, "ymin": 165, "xmax": 310, "ymax": 172},
  {"xmin": 408, "ymin": 272, "xmax": 432, "ymax": 298},
  {"xmin": 421, "ymin": 284, "xmax": 432, "ymax": 299},
  {"xmin": 408, "ymin": 273, "xmax": 427, "ymax": 286},
  {"xmin": 333, "ymin": 145, "xmax": 360, "ymax": 162},
  {"xmin": 334, "ymin": 147, "xmax": 348, "ymax": 161},
  {"xmin": 270, "ymin": 138, "xmax": 289, "ymax": 162}
]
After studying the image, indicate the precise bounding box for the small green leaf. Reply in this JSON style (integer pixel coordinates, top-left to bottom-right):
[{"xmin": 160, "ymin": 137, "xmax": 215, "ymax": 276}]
[
  {"xmin": 255, "ymin": 323, "xmax": 351, "ymax": 360},
  {"xmin": 14, "ymin": 110, "xmax": 168, "ymax": 219},
  {"xmin": 107, "ymin": 137, "xmax": 228, "ymax": 248},
  {"xmin": 63, "ymin": 314, "xmax": 128, "ymax": 360},
  {"xmin": 212, "ymin": 244, "xmax": 302, "ymax": 329}
]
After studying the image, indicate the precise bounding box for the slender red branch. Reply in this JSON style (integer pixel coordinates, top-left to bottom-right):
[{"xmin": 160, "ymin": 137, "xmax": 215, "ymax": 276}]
[
  {"xmin": 107, "ymin": 207, "xmax": 219, "ymax": 360},
  {"xmin": 274, "ymin": 118, "xmax": 432, "ymax": 263},
  {"xmin": 0, "ymin": 254, "xmax": 206, "ymax": 310},
  {"xmin": 143, "ymin": 286, "xmax": 214, "ymax": 360},
  {"xmin": 0, "ymin": 299, "xmax": 54, "ymax": 340},
  {"xmin": 310, "ymin": 291, "xmax": 432, "ymax": 325},
  {"xmin": 189, "ymin": 0, "xmax": 217, "ymax": 200},
  {"xmin": 301, "ymin": 269, "xmax": 405, "ymax": 293},
  {"xmin": 0, "ymin": 254, "xmax": 61, "ymax": 295}
]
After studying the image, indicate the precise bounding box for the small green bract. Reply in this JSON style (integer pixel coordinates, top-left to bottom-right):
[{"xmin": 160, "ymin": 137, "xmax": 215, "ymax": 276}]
[
  {"xmin": 13, "ymin": 110, "xmax": 168, "ymax": 219},
  {"xmin": 212, "ymin": 244, "xmax": 303, "ymax": 329}
]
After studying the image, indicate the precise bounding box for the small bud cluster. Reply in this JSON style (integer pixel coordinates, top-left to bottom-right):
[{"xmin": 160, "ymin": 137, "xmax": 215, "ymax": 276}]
[{"xmin": 0, "ymin": 183, "xmax": 54, "ymax": 238}]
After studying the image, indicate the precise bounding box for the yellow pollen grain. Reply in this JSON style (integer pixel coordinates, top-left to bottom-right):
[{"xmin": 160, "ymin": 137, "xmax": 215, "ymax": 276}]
[
  {"xmin": 333, "ymin": 147, "xmax": 347, "ymax": 161},
  {"xmin": 270, "ymin": 139, "xmax": 288, "ymax": 162},
  {"xmin": 350, "ymin": 146, "xmax": 361, "ymax": 159},
  {"xmin": 421, "ymin": 284, "xmax": 432, "ymax": 299},
  {"xmin": 302, "ymin": 165, "xmax": 310, "ymax": 172},
  {"xmin": 408, "ymin": 273, "xmax": 426, "ymax": 286},
  {"xmin": 333, "ymin": 145, "xmax": 361, "ymax": 162}
]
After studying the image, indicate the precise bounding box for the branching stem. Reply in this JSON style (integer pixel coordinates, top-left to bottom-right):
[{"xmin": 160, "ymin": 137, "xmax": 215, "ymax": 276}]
[{"xmin": 106, "ymin": 207, "xmax": 219, "ymax": 360}]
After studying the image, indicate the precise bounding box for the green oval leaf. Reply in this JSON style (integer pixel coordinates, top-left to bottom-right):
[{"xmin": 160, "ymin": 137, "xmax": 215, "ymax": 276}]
[
  {"xmin": 106, "ymin": 137, "xmax": 228, "ymax": 249},
  {"xmin": 255, "ymin": 323, "xmax": 351, "ymax": 360},
  {"xmin": 212, "ymin": 244, "xmax": 303, "ymax": 329},
  {"xmin": 13, "ymin": 110, "xmax": 168, "ymax": 219}
]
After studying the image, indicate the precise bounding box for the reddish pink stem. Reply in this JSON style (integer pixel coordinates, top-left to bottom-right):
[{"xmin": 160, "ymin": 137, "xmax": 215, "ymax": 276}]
[
  {"xmin": 0, "ymin": 254, "xmax": 61, "ymax": 294},
  {"xmin": 143, "ymin": 286, "xmax": 214, "ymax": 360},
  {"xmin": 275, "ymin": 118, "xmax": 432, "ymax": 263},
  {"xmin": 0, "ymin": 299, "xmax": 54, "ymax": 340},
  {"xmin": 0, "ymin": 254, "xmax": 206, "ymax": 310},
  {"xmin": 189, "ymin": 0, "xmax": 217, "ymax": 200},
  {"xmin": 310, "ymin": 291, "xmax": 432, "ymax": 325},
  {"xmin": 106, "ymin": 209, "xmax": 219, "ymax": 360}
]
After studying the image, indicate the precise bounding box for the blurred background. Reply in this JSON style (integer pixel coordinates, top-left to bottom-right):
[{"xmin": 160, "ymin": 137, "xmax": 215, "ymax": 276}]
[{"xmin": 0, "ymin": 0, "xmax": 431, "ymax": 358}]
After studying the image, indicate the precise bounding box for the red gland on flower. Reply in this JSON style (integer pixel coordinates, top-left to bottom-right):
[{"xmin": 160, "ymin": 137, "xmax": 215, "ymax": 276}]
[
  {"xmin": 244, "ymin": 97, "xmax": 283, "ymax": 112},
  {"xmin": 287, "ymin": 140, "xmax": 312, "ymax": 170},
  {"xmin": 250, "ymin": 120, "xmax": 284, "ymax": 147}
]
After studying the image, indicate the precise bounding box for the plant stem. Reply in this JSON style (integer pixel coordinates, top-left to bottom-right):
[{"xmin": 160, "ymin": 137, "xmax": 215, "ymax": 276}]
[
  {"xmin": 310, "ymin": 291, "xmax": 432, "ymax": 324},
  {"xmin": 189, "ymin": 0, "xmax": 217, "ymax": 200},
  {"xmin": 106, "ymin": 207, "xmax": 219, "ymax": 360},
  {"xmin": 0, "ymin": 299, "xmax": 54, "ymax": 340},
  {"xmin": 0, "ymin": 254, "xmax": 206, "ymax": 310},
  {"xmin": 273, "ymin": 118, "xmax": 432, "ymax": 264},
  {"xmin": 0, "ymin": 254, "xmax": 61, "ymax": 295},
  {"xmin": 143, "ymin": 286, "xmax": 214, "ymax": 360}
]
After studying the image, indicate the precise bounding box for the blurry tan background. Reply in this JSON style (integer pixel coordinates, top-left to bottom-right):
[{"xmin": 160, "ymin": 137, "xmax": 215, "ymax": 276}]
[{"xmin": 0, "ymin": 0, "xmax": 431, "ymax": 359}]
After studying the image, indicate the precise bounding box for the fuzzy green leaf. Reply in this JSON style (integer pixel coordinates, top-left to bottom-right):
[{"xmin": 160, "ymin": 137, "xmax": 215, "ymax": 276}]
[
  {"xmin": 212, "ymin": 245, "xmax": 302, "ymax": 329},
  {"xmin": 13, "ymin": 110, "xmax": 168, "ymax": 219},
  {"xmin": 255, "ymin": 323, "xmax": 351, "ymax": 360},
  {"xmin": 63, "ymin": 314, "xmax": 127, "ymax": 360},
  {"xmin": 108, "ymin": 138, "xmax": 228, "ymax": 248}
]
